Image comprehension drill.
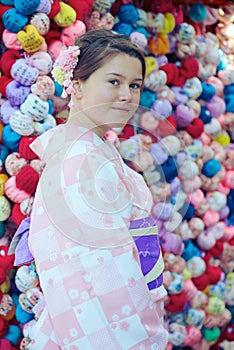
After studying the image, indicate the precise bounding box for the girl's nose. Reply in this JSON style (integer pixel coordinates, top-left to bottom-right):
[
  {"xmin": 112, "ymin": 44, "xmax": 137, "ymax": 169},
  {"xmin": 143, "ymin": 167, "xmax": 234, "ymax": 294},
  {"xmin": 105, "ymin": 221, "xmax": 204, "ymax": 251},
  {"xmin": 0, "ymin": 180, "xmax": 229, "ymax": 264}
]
[{"xmin": 118, "ymin": 84, "xmax": 132, "ymax": 102}]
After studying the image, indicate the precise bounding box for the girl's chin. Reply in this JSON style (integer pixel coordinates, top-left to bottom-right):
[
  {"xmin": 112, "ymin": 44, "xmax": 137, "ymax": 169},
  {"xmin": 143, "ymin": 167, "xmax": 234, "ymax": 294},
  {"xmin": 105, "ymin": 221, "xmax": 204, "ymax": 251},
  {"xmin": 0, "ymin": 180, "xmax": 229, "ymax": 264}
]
[{"xmin": 104, "ymin": 121, "xmax": 128, "ymax": 130}]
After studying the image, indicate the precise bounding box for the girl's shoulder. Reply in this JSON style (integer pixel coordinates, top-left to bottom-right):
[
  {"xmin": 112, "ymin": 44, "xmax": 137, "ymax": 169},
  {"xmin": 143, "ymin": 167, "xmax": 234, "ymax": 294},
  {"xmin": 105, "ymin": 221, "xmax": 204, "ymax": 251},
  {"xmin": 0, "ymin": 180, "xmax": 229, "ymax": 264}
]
[{"xmin": 30, "ymin": 125, "xmax": 102, "ymax": 163}]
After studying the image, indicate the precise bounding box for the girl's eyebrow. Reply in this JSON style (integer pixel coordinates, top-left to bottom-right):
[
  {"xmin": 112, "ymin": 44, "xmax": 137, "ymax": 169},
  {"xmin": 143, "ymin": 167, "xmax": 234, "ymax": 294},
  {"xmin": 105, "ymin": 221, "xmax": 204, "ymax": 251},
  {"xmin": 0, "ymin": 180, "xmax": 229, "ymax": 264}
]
[{"xmin": 105, "ymin": 72, "xmax": 143, "ymax": 82}]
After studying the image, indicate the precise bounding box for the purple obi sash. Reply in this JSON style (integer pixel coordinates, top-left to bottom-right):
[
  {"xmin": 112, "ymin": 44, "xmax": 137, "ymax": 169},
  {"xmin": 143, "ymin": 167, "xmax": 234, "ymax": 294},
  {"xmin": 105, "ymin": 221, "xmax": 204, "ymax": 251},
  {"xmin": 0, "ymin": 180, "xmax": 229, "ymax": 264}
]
[
  {"xmin": 130, "ymin": 216, "xmax": 164, "ymax": 291},
  {"xmin": 9, "ymin": 215, "xmax": 164, "ymax": 293}
]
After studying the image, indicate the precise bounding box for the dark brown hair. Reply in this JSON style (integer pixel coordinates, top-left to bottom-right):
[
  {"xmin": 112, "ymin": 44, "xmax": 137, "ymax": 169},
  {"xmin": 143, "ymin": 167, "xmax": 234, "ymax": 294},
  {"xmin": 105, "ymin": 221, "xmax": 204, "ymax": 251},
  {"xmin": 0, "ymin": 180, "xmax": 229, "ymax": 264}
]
[{"xmin": 73, "ymin": 29, "xmax": 146, "ymax": 81}]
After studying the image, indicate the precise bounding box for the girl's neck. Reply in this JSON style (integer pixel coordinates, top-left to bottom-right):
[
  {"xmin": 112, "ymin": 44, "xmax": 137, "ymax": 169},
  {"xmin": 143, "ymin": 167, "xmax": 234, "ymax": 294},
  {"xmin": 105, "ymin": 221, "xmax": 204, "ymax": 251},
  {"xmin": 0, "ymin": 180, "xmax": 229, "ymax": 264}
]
[{"xmin": 66, "ymin": 109, "xmax": 106, "ymax": 139}]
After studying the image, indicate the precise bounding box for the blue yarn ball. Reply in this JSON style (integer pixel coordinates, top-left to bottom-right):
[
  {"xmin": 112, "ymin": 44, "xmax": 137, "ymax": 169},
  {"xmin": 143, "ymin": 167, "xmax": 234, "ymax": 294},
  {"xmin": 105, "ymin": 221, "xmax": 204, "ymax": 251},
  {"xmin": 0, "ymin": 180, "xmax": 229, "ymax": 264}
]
[
  {"xmin": 179, "ymin": 202, "xmax": 195, "ymax": 221},
  {"xmin": 140, "ymin": 90, "xmax": 156, "ymax": 108},
  {"xmin": 118, "ymin": 3, "xmax": 139, "ymax": 25},
  {"xmin": 0, "ymin": 144, "xmax": 9, "ymax": 164},
  {"xmin": 199, "ymin": 106, "xmax": 212, "ymax": 124},
  {"xmin": 216, "ymin": 49, "xmax": 229, "ymax": 72},
  {"xmin": 227, "ymin": 189, "xmax": 234, "ymax": 214},
  {"xmin": 227, "ymin": 213, "xmax": 234, "ymax": 226},
  {"xmin": 1, "ymin": 0, "xmax": 14, "ymax": 4},
  {"xmin": 11, "ymin": 293, "xmax": 19, "ymax": 306},
  {"xmin": 0, "ymin": 221, "xmax": 5, "ymax": 238},
  {"xmin": 113, "ymin": 22, "xmax": 134, "ymax": 36},
  {"xmin": 134, "ymin": 26, "xmax": 149, "ymax": 38},
  {"xmin": 182, "ymin": 240, "xmax": 200, "ymax": 261},
  {"xmin": 2, "ymin": 8, "xmax": 28, "ymax": 33},
  {"xmin": 160, "ymin": 156, "xmax": 178, "ymax": 182},
  {"xmin": 2, "ymin": 125, "xmax": 21, "ymax": 152},
  {"xmin": 14, "ymin": 0, "xmax": 40, "ymax": 16},
  {"xmin": 224, "ymin": 84, "xmax": 234, "ymax": 95},
  {"xmin": 54, "ymin": 81, "xmax": 63, "ymax": 96},
  {"xmin": 225, "ymin": 94, "xmax": 234, "ymax": 113},
  {"xmin": 15, "ymin": 303, "xmax": 34, "ymax": 324},
  {"xmin": 10, "ymin": 278, "xmax": 21, "ymax": 295},
  {"xmin": 226, "ymin": 304, "xmax": 234, "ymax": 319},
  {"xmin": 46, "ymin": 99, "xmax": 54, "ymax": 115},
  {"xmin": 199, "ymin": 82, "xmax": 216, "ymax": 100},
  {"xmin": 3, "ymin": 325, "xmax": 21, "ymax": 345},
  {"xmin": 189, "ymin": 3, "xmax": 207, "ymax": 22},
  {"xmin": 201, "ymin": 158, "xmax": 221, "ymax": 178}
]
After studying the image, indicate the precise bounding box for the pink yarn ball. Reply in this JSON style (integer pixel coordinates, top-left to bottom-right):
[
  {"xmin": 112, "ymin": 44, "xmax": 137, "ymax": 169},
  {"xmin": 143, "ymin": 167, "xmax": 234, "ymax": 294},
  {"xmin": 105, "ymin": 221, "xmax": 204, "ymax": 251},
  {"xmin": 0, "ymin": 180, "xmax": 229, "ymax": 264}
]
[
  {"xmin": 199, "ymin": 132, "xmax": 211, "ymax": 145},
  {"xmin": 222, "ymin": 224, "xmax": 234, "ymax": 242},
  {"xmin": 223, "ymin": 170, "xmax": 234, "ymax": 188},
  {"xmin": 207, "ymin": 76, "xmax": 224, "ymax": 97},
  {"xmin": 202, "ymin": 209, "xmax": 220, "ymax": 226},
  {"xmin": 188, "ymin": 189, "xmax": 205, "ymax": 209},
  {"xmin": 183, "ymin": 326, "xmax": 202, "ymax": 347},
  {"xmin": 183, "ymin": 279, "xmax": 197, "ymax": 301},
  {"xmin": 4, "ymin": 176, "xmax": 30, "ymax": 203}
]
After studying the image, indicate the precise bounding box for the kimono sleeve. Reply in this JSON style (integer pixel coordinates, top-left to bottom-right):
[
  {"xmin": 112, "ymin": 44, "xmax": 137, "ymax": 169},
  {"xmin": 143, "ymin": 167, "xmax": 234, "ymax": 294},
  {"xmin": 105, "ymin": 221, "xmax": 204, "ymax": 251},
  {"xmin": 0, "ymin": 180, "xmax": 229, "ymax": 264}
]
[
  {"xmin": 35, "ymin": 128, "xmax": 137, "ymax": 248},
  {"xmin": 29, "ymin": 127, "xmax": 56, "ymax": 162}
]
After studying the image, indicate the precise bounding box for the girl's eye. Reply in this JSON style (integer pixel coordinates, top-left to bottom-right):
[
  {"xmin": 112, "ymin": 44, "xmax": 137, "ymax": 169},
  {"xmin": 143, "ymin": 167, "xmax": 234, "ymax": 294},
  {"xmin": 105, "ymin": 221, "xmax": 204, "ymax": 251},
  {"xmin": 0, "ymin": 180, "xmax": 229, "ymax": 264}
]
[
  {"xmin": 130, "ymin": 83, "xmax": 141, "ymax": 90},
  {"xmin": 109, "ymin": 79, "xmax": 119, "ymax": 86}
]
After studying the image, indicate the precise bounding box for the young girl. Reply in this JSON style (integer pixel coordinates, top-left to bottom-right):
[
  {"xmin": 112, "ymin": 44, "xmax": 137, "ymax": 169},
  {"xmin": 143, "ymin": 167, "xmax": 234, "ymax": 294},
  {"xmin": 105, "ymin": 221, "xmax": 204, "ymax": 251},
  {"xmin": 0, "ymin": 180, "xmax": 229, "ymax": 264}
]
[{"xmin": 18, "ymin": 29, "xmax": 168, "ymax": 349}]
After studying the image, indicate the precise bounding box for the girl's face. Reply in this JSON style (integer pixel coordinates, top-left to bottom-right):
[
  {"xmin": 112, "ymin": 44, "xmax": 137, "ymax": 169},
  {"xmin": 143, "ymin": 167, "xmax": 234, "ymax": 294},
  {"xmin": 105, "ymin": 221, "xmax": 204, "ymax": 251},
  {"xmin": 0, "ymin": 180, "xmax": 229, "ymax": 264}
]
[{"xmin": 72, "ymin": 53, "xmax": 143, "ymax": 134}]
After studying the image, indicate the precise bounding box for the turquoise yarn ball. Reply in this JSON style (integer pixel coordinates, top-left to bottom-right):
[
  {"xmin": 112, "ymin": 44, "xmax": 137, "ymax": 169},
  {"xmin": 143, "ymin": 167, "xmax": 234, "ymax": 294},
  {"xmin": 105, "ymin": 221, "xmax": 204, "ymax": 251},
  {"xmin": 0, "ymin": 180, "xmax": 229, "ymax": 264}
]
[{"xmin": 3, "ymin": 325, "xmax": 21, "ymax": 345}]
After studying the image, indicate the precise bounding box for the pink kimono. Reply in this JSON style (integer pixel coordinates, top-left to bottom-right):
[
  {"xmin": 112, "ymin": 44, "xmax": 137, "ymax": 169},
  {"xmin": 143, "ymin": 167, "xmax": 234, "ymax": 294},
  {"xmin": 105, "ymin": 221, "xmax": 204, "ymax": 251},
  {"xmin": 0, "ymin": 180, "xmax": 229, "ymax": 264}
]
[{"xmin": 27, "ymin": 124, "xmax": 168, "ymax": 349}]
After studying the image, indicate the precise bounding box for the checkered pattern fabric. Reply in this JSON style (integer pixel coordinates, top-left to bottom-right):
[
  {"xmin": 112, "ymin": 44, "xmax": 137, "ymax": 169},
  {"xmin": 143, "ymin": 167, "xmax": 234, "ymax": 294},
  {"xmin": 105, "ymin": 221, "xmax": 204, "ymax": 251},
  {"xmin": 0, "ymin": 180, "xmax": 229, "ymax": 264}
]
[{"xmin": 27, "ymin": 125, "xmax": 168, "ymax": 349}]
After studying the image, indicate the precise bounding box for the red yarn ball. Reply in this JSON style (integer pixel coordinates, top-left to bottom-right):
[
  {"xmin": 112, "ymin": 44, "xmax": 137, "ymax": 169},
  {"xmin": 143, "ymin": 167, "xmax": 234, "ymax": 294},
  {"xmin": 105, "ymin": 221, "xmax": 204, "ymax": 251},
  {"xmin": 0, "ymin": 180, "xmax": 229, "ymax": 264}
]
[
  {"xmin": 18, "ymin": 136, "xmax": 38, "ymax": 161},
  {"xmin": 0, "ymin": 50, "xmax": 22, "ymax": 77},
  {"xmin": 185, "ymin": 118, "xmax": 204, "ymax": 138},
  {"xmin": 0, "ymin": 318, "xmax": 9, "ymax": 337},
  {"xmin": 180, "ymin": 57, "xmax": 199, "ymax": 79},
  {"xmin": 192, "ymin": 272, "xmax": 209, "ymax": 291},
  {"xmin": 15, "ymin": 165, "xmax": 39, "ymax": 195},
  {"xmin": 0, "ymin": 76, "xmax": 13, "ymax": 97},
  {"xmin": 206, "ymin": 265, "xmax": 222, "ymax": 285},
  {"xmin": 11, "ymin": 203, "xmax": 27, "ymax": 227},
  {"xmin": 0, "ymin": 268, "xmax": 6, "ymax": 285},
  {"xmin": 69, "ymin": 0, "xmax": 94, "ymax": 20},
  {"xmin": 165, "ymin": 290, "xmax": 187, "ymax": 313}
]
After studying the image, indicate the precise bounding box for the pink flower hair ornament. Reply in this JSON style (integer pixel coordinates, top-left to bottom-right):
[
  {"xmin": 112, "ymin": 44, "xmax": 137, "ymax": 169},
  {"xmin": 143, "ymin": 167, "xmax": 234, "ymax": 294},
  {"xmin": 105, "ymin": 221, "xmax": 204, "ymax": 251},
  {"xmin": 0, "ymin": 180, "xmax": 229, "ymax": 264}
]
[{"xmin": 51, "ymin": 45, "xmax": 80, "ymax": 99}]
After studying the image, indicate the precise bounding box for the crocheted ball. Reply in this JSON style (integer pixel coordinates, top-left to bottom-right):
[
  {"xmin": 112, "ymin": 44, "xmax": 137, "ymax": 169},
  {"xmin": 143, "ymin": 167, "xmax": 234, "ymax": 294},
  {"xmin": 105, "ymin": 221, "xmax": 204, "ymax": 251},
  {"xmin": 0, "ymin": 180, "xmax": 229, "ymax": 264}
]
[
  {"xmin": 182, "ymin": 240, "xmax": 200, "ymax": 261},
  {"xmin": 180, "ymin": 57, "xmax": 199, "ymax": 79},
  {"xmin": 113, "ymin": 22, "xmax": 133, "ymax": 36},
  {"xmin": 10, "ymin": 59, "xmax": 39, "ymax": 86},
  {"xmin": 160, "ymin": 156, "xmax": 178, "ymax": 182},
  {"xmin": 201, "ymin": 327, "xmax": 221, "ymax": 343},
  {"xmin": 15, "ymin": 165, "xmax": 39, "ymax": 195},
  {"xmin": 185, "ymin": 118, "xmax": 204, "ymax": 138},
  {"xmin": 0, "ymin": 49, "xmax": 22, "ymax": 77},
  {"xmin": 2, "ymin": 125, "xmax": 22, "ymax": 152},
  {"xmin": 0, "ymin": 338, "xmax": 11, "ymax": 349},
  {"xmin": 165, "ymin": 290, "xmax": 187, "ymax": 313},
  {"xmin": 140, "ymin": 90, "xmax": 156, "ymax": 108},
  {"xmin": 118, "ymin": 4, "xmax": 139, "ymax": 25},
  {"xmin": 18, "ymin": 137, "xmax": 38, "ymax": 161},
  {"xmin": 179, "ymin": 202, "xmax": 195, "ymax": 221},
  {"xmin": 3, "ymin": 324, "xmax": 21, "ymax": 345},
  {"xmin": 11, "ymin": 203, "xmax": 26, "ymax": 226},
  {"xmin": 2, "ymin": 29, "xmax": 22, "ymax": 50},
  {"xmin": 38, "ymin": 0, "xmax": 52, "ymax": 15},
  {"xmin": 189, "ymin": 3, "xmax": 207, "ymax": 22},
  {"xmin": 2, "ymin": 8, "xmax": 28, "ymax": 33},
  {"xmin": 6, "ymin": 81, "xmax": 30, "ymax": 107},
  {"xmin": 0, "ymin": 318, "xmax": 9, "ymax": 337},
  {"xmin": 15, "ymin": 0, "xmax": 40, "ymax": 15},
  {"xmin": 201, "ymin": 159, "xmax": 222, "ymax": 177},
  {"xmin": 199, "ymin": 81, "xmax": 216, "ymax": 100},
  {"xmin": 0, "ymin": 76, "xmax": 13, "ymax": 97}
]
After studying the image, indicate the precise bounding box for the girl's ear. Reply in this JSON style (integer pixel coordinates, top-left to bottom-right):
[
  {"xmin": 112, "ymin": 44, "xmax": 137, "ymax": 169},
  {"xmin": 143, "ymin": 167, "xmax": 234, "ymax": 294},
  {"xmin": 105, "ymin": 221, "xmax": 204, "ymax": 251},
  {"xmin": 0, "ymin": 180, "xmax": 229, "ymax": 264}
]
[{"xmin": 73, "ymin": 79, "xmax": 83, "ymax": 99}]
